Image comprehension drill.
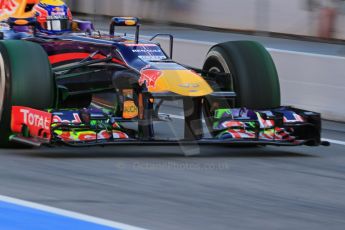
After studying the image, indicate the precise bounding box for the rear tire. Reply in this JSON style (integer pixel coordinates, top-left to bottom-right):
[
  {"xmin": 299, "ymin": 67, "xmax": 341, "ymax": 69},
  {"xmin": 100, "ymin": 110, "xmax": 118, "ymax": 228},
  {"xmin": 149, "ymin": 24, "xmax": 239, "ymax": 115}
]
[
  {"xmin": 202, "ymin": 41, "xmax": 281, "ymax": 135},
  {"xmin": 0, "ymin": 40, "xmax": 55, "ymax": 147}
]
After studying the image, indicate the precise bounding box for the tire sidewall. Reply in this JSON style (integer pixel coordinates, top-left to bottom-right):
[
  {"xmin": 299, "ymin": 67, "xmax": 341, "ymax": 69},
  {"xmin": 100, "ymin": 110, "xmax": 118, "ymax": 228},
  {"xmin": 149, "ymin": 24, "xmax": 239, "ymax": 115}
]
[
  {"xmin": 0, "ymin": 43, "xmax": 13, "ymax": 146},
  {"xmin": 203, "ymin": 41, "xmax": 281, "ymax": 109},
  {"xmin": 202, "ymin": 41, "xmax": 281, "ymax": 136},
  {"xmin": 0, "ymin": 41, "xmax": 54, "ymax": 147}
]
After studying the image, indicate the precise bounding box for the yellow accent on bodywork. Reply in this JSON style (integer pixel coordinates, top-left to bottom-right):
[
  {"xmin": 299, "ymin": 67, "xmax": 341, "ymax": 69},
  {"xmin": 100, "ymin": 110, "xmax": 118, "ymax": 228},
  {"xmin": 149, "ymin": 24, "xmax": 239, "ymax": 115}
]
[
  {"xmin": 123, "ymin": 100, "xmax": 138, "ymax": 119},
  {"xmin": 39, "ymin": 0, "xmax": 65, "ymax": 6},
  {"xmin": 124, "ymin": 20, "xmax": 136, "ymax": 26},
  {"xmin": 3, "ymin": 0, "xmax": 39, "ymax": 20},
  {"xmin": 149, "ymin": 70, "xmax": 213, "ymax": 97},
  {"xmin": 14, "ymin": 19, "xmax": 29, "ymax": 25},
  {"xmin": 0, "ymin": 0, "xmax": 63, "ymax": 21}
]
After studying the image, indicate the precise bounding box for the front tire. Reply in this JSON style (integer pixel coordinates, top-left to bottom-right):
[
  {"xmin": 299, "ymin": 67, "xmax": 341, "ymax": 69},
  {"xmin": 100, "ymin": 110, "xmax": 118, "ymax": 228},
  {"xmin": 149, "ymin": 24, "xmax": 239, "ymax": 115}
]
[
  {"xmin": 0, "ymin": 40, "xmax": 55, "ymax": 147},
  {"xmin": 202, "ymin": 41, "xmax": 281, "ymax": 135}
]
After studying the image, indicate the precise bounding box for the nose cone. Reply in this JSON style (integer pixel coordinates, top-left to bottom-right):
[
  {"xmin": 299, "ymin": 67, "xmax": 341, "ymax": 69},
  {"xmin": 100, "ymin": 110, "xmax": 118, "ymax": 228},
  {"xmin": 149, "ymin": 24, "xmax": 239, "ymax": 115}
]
[{"xmin": 140, "ymin": 69, "xmax": 213, "ymax": 97}]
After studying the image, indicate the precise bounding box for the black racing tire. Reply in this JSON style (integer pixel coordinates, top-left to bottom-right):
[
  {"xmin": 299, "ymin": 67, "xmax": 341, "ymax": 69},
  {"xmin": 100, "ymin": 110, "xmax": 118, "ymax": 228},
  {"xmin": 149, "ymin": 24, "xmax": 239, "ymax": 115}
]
[
  {"xmin": 0, "ymin": 40, "xmax": 55, "ymax": 147},
  {"xmin": 202, "ymin": 41, "xmax": 281, "ymax": 135}
]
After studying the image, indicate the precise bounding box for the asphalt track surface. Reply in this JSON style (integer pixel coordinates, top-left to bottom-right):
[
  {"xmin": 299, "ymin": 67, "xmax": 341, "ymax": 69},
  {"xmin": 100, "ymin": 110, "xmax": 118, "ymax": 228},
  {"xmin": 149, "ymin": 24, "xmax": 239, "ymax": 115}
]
[{"xmin": 1, "ymin": 20, "xmax": 345, "ymax": 229}]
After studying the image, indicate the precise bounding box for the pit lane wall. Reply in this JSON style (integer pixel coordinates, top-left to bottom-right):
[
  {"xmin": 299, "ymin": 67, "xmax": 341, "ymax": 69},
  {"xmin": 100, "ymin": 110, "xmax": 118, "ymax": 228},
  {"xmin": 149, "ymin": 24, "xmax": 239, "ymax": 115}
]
[{"xmin": 66, "ymin": 0, "xmax": 345, "ymax": 40}]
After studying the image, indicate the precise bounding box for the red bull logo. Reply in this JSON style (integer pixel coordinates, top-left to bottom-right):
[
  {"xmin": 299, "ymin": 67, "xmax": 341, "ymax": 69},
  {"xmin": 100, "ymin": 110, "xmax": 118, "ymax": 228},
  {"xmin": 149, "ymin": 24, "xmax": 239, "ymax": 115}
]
[
  {"xmin": 0, "ymin": 0, "xmax": 18, "ymax": 20},
  {"xmin": 52, "ymin": 6, "xmax": 62, "ymax": 12},
  {"xmin": 34, "ymin": 5, "xmax": 48, "ymax": 22},
  {"xmin": 51, "ymin": 6, "xmax": 65, "ymax": 17},
  {"xmin": 0, "ymin": 0, "xmax": 17, "ymax": 11},
  {"xmin": 139, "ymin": 69, "xmax": 162, "ymax": 89}
]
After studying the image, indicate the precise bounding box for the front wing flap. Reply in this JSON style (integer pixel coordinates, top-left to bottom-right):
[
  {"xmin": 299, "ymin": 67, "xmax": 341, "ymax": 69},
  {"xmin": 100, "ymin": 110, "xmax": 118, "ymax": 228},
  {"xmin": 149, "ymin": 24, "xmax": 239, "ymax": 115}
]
[{"xmin": 9, "ymin": 106, "xmax": 323, "ymax": 147}]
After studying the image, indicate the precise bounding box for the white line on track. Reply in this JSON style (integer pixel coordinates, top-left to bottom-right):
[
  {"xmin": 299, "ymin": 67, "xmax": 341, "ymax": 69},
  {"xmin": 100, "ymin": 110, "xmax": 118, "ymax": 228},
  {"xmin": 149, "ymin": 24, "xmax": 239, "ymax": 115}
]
[
  {"xmin": 167, "ymin": 114, "xmax": 345, "ymax": 146},
  {"xmin": 321, "ymin": 138, "xmax": 345, "ymax": 146},
  {"xmin": 0, "ymin": 195, "xmax": 147, "ymax": 230},
  {"xmin": 167, "ymin": 114, "xmax": 185, "ymax": 120},
  {"xmin": 139, "ymin": 34, "xmax": 345, "ymax": 59}
]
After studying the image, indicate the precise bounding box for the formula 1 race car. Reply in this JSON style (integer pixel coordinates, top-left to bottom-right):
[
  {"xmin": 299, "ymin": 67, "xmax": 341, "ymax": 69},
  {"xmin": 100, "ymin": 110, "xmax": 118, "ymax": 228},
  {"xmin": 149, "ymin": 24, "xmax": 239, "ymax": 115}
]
[{"xmin": 0, "ymin": 0, "xmax": 327, "ymax": 148}]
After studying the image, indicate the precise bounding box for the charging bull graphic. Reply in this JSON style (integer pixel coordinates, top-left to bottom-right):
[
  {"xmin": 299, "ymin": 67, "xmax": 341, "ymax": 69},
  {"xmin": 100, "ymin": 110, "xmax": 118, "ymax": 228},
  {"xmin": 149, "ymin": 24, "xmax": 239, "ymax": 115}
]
[
  {"xmin": 0, "ymin": 0, "xmax": 18, "ymax": 20},
  {"xmin": 0, "ymin": 0, "xmax": 39, "ymax": 20}
]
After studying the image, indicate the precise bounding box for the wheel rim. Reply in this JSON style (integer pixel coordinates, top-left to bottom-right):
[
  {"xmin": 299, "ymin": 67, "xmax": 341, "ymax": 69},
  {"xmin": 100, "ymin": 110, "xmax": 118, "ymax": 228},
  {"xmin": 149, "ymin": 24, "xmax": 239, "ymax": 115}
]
[
  {"xmin": 206, "ymin": 50, "xmax": 234, "ymax": 92},
  {"xmin": 203, "ymin": 50, "xmax": 236, "ymax": 136},
  {"xmin": 205, "ymin": 51, "xmax": 235, "ymax": 108},
  {"xmin": 0, "ymin": 52, "xmax": 6, "ymax": 122}
]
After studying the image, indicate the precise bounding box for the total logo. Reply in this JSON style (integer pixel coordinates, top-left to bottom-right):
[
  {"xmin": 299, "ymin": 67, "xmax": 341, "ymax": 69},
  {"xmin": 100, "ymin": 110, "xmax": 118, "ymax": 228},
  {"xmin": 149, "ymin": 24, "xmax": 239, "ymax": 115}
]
[{"xmin": 20, "ymin": 109, "xmax": 50, "ymax": 130}]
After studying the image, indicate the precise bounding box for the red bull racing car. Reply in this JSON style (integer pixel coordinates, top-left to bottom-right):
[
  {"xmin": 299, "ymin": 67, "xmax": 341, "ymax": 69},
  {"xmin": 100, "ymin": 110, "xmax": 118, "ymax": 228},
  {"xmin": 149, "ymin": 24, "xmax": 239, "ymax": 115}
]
[{"xmin": 0, "ymin": 0, "xmax": 327, "ymax": 148}]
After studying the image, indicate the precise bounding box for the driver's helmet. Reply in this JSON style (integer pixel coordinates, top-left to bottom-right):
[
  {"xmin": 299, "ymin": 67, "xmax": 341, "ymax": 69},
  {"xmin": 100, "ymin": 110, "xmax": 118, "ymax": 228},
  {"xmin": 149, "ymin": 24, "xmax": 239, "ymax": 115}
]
[{"xmin": 33, "ymin": 0, "xmax": 72, "ymax": 34}]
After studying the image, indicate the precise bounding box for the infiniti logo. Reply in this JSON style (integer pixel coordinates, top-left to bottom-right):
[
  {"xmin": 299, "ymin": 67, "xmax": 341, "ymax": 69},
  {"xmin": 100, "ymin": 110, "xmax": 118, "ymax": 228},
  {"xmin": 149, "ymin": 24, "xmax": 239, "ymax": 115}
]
[{"xmin": 178, "ymin": 83, "xmax": 200, "ymax": 88}]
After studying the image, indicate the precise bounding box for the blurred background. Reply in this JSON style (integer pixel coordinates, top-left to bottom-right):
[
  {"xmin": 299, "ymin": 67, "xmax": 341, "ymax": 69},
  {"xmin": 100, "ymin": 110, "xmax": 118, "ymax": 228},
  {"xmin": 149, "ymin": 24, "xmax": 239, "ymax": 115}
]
[{"xmin": 66, "ymin": 0, "xmax": 345, "ymax": 40}]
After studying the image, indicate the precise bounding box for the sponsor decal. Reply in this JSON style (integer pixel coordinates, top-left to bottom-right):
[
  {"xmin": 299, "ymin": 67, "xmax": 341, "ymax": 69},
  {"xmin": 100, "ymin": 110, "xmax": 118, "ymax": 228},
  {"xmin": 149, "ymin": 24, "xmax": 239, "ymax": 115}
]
[
  {"xmin": 11, "ymin": 106, "xmax": 52, "ymax": 139},
  {"xmin": 50, "ymin": 6, "xmax": 65, "ymax": 17},
  {"xmin": 0, "ymin": 0, "xmax": 18, "ymax": 20},
  {"xmin": 138, "ymin": 55, "xmax": 166, "ymax": 61},
  {"xmin": 20, "ymin": 109, "xmax": 50, "ymax": 130},
  {"xmin": 178, "ymin": 83, "xmax": 200, "ymax": 88},
  {"xmin": 0, "ymin": 0, "xmax": 16, "ymax": 10},
  {"xmin": 127, "ymin": 44, "xmax": 167, "ymax": 61},
  {"xmin": 47, "ymin": 14, "xmax": 67, "ymax": 19},
  {"xmin": 132, "ymin": 49, "xmax": 162, "ymax": 53},
  {"xmin": 52, "ymin": 113, "xmax": 82, "ymax": 124},
  {"xmin": 139, "ymin": 69, "xmax": 162, "ymax": 89},
  {"xmin": 52, "ymin": 6, "xmax": 63, "ymax": 12},
  {"xmin": 123, "ymin": 100, "xmax": 138, "ymax": 119}
]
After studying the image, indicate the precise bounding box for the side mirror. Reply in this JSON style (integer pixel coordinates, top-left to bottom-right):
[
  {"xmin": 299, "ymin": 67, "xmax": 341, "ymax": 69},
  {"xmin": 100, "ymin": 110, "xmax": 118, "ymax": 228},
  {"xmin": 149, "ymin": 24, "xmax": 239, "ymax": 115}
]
[
  {"xmin": 109, "ymin": 17, "xmax": 140, "ymax": 43},
  {"xmin": 8, "ymin": 17, "xmax": 37, "ymax": 27},
  {"xmin": 72, "ymin": 20, "xmax": 95, "ymax": 34},
  {"xmin": 7, "ymin": 17, "xmax": 37, "ymax": 34}
]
